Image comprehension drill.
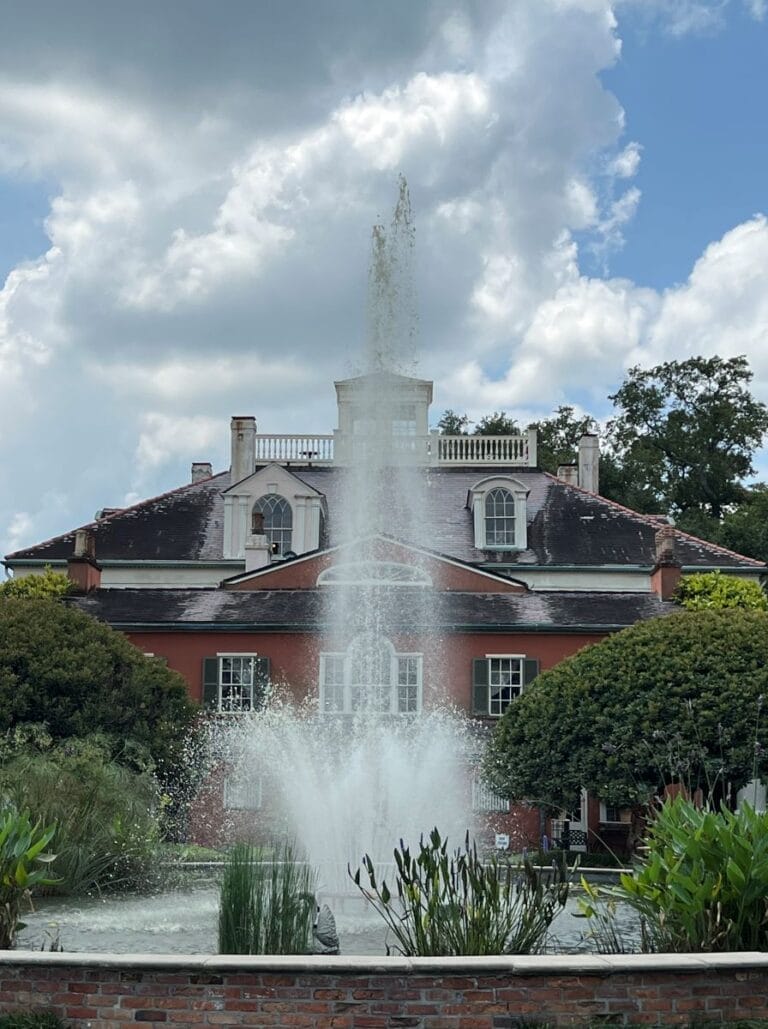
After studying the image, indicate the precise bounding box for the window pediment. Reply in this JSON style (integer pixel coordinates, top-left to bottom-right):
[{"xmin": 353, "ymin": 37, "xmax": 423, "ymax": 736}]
[{"xmin": 467, "ymin": 476, "xmax": 529, "ymax": 552}]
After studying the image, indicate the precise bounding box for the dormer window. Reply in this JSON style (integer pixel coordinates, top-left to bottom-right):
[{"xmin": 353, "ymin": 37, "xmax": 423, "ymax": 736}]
[
  {"xmin": 253, "ymin": 494, "xmax": 292, "ymax": 556},
  {"xmin": 469, "ymin": 476, "xmax": 529, "ymax": 551},
  {"xmin": 485, "ymin": 488, "xmax": 516, "ymax": 547}
]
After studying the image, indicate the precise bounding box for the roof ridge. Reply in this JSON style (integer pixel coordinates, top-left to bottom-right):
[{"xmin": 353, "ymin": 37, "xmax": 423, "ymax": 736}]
[{"xmin": 542, "ymin": 472, "xmax": 765, "ymax": 567}]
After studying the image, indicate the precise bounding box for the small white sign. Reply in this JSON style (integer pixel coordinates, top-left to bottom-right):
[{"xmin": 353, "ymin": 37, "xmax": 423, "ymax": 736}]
[{"xmin": 495, "ymin": 833, "xmax": 510, "ymax": 851}]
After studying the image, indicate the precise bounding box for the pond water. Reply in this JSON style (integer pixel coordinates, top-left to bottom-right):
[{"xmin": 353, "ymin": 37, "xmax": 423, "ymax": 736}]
[{"xmin": 17, "ymin": 884, "xmax": 640, "ymax": 956}]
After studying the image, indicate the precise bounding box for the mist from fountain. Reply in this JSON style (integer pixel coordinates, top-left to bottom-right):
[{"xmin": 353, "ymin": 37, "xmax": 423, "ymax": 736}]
[{"xmin": 213, "ymin": 178, "xmax": 478, "ymax": 899}]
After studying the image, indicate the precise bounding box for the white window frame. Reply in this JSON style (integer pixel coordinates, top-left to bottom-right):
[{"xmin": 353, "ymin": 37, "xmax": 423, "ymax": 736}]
[
  {"xmin": 599, "ymin": 801, "xmax": 627, "ymax": 824},
  {"xmin": 224, "ymin": 774, "xmax": 263, "ymax": 811},
  {"xmin": 253, "ymin": 493, "xmax": 293, "ymax": 556},
  {"xmin": 469, "ymin": 476, "xmax": 529, "ymax": 551},
  {"xmin": 215, "ymin": 652, "xmax": 262, "ymax": 713},
  {"xmin": 485, "ymin": 654, "xmax": 525, "ymax": 717},
  {"xmin": 317, "ymin": 561, "xmax": 432, "ymax": 588},
  {"xmin": 319, "ymin": 638, "xmax": 423, "ymax": 715},
  {"xmin": 471, "ymin": 775, "xmax": 510, "ymax": 813}
]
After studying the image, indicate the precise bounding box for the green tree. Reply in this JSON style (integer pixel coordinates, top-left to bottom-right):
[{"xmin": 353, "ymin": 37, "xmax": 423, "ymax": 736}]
[
  {"xmin": 474, "ymin": 411, "xmax": 519, "ymax": 436},
  {"xmin": 0, "ymin": 598, "xmax": 198, "ymax": 786},
  {"xmin": 718, "ymin": 483, "xmax": 768, "ymax": 563},
  {"xmin": 436, "ymin": 410, "xmax": 469, "ymax": 435},
  {"xmin": 0, "ymin": 567, "xmax": 72, "ymax": 599},
  {"xmin": 675, "ymin": 571, "xmax": 767, "ymax": 611},
  {"xmin": 530, "ymin": 406, "xmax": 597, "ymax": 475},
  {"xmin": 607, "ymin": 355, "xmax": 768, "ymax": 519},
  {"xmin": 484, "ymin": 609, "xmax": 768, "ymax": 811}
]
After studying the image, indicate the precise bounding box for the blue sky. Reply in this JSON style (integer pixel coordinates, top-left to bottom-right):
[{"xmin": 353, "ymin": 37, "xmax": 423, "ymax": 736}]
[
  {"xmin": 0, "ymin": 175, "xmax": 49, "ymax": 281},
  {"xmin": 598, "ymin": 4, "xmax": 768, "ymax": 288},
  {"xmin": 1, "ymin": 0, "xmax": 768, "ymax": 556}
]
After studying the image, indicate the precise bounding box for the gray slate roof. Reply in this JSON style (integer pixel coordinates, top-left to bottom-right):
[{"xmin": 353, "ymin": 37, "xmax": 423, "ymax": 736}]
[
  {"xmin": 69, "ymin": 586, "xmax": 676, "ymax": 632},
  {"xmin": 7, "ymin": 465, "xmax": 763, "ymax": 570}
]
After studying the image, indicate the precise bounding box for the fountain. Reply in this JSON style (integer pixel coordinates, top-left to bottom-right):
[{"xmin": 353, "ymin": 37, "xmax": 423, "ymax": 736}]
[
  {"xmin": 16, "ymin": 182, "xmax": 495, "ymax": 955},
  {"xmin": 210, "ymin": 177, "xmax": 479, "ymax": 901}
]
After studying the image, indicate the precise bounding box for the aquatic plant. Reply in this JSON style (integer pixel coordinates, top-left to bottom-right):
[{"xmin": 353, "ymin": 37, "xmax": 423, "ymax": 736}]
[
  {"xmin": 351, "ymin": 827, "xmax": 570, "ymax": 956},
  {"xmin": 0, "ymin": 807, "xmax": 58, "ymax": 949},
  {"xmin": 582, "ymin": 796, "xmax": 768, "ymax": 953},
  {"xmin": 218, "ymin": 841, "xmax": 317, "ymax": 955}
]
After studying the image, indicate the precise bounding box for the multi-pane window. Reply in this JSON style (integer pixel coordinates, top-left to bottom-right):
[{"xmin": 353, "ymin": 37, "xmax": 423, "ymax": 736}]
[
  {"xmin": 220, "ymin": 656, "xmax": 257, "ymax": 712},
  {"xmin": 203, "ymin": 654, "xmax": 270, "ymax": 713},
  {"xmin": 600, "ymin": 803, "xmax": 624, "ymax": 823},
  {"xmin": 484, "ymin": 487, "xmax": 516, "ymax": 547},
  {"xmin": 472, "ymin": 655, "xmax": 537, "ymax": 718},
  {"xmin": 471, "ymin": 776, "xmax": 510, "ymax": 813},
  {"xmin": 224, "ymin": 774, "xmax": 263, "ymax": 810},
  {"xmin": 488, "ymin": 656, "xmax": 523, "ymax": 716},
  {"xmin": 321, "ymin": 654, "xmax": 345, "ymax": 713},
  {"xmin": 320, "ymin": 636, "xmax": 422, "ymax": 715},
  {"xmin": 391, "ymin": 404, "xmax": 417, "ymax": 436},
  {"xmin": 397, "ymin": 656, "xmax": 419, "ymax": 713},
  {"xmin": 253, "ymin": 494, "xmax": 292, "ymax": 555}
]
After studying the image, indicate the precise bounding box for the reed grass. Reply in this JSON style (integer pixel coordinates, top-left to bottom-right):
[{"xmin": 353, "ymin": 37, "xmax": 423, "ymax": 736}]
[
  {"xmin": 0, "ymin": 740, "xmax": 161, "ymax": 895},
  {"xmin": 218, "ymin": 841, "xmax": 317, "ymax": 954}
]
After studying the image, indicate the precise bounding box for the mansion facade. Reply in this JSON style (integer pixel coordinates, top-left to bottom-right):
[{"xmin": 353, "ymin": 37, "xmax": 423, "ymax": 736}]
[{"xmin": 5, "ymin": 373, "xmax": 764, "ymax": 851}]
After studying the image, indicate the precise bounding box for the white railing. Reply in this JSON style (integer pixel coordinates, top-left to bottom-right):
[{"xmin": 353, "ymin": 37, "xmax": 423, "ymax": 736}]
[
  {"xmin": 436, "ymin": 433, "xmax": 531, "ymax": 465},
  {"xmin": 252, "ymin": 430, "xmax": 536, "ymax": 467},
  {"xmin": 254, "ymin": 434, "xmax": 335, "ymax": 463}
]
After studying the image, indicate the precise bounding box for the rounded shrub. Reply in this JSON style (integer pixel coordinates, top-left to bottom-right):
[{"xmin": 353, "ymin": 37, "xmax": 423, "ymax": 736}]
[{"xmin": 485, "ymin": 609, "xmax": 768, "ymax": 810}]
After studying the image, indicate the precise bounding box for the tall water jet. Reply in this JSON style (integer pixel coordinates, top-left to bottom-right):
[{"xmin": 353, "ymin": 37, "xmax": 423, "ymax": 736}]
[{"xmin": 213, "ymin": 179, "xmax": 478, "ymax": 900}]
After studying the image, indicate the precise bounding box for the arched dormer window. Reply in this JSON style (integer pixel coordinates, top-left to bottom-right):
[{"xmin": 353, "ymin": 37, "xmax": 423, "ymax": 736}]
[
  {"xmin": 253, "ymin": 494, "xmax": 292, "ymax": 556},
  {"xmin": 468, "ymin": 477, "xmax": 529, "ymax": 551},
  {"xmin": 485, "ymin": 488, "xmax": 516, "ymax": 547}
]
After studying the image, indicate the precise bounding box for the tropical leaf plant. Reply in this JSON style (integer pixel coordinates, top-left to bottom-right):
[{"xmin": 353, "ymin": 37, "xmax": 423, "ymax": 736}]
[
  {"xmin": 350, "ymin": 828, "xmax": 570, "ymax": 956},
  {"xmin": 0, "ymin": 807, "xmax": 59, "ymax": 949},
  {"xmin": 581, "ymin": 796, "xmax": 768, "ymax": 953}
]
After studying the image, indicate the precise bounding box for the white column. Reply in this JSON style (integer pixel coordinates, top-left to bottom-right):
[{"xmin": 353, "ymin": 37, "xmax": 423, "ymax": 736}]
[{"xmin": 294, "ymin": 497, "xmax": 307, "ymax": 554}]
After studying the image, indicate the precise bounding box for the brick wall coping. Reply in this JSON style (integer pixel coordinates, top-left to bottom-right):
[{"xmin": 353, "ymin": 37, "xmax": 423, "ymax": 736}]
[{"xmin": 3, "ymin": 949, "xmax": 768, "ymax": 975}]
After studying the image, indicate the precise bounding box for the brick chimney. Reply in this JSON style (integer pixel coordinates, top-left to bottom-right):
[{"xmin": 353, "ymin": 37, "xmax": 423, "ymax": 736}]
[
  {"xmin": 230, "ymin": 416, "xmax": 256, "ymax": 485},
  {"xmin": 244, "ymin": 510, "xmax": 270, "ymax": 572},
  {"xmin": 67, "ymin": 529, "xmax": 102, "ymax": 592},
  {"xmin": 578, "ymin": 435, "xmax": 600, "ymax": 494},
  {"xmin": 650, "ymin": 525, "xmax": 682, "ymax": 600},
  {"xmin": 191, "ymin": 462, "xmax": 212, "ymax": 483}
]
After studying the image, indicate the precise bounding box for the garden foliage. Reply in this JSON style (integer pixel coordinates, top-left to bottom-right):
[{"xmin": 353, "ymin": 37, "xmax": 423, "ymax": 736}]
[
  {"xmin": 351, "ymin": 828, "xmax": 569, "ymax": 956},
  {"xmin": 675, "ymin": 571, "xmax": 767, "ymax": 611},
  {"xmin": 485, "ymin": 609, "xmax": 768, "ymax": 811},
  {"xmin": 218, "ymin": 841, "xmax": 317, "ymax": 955},
  {"xmin": 0, "ymin": 807, "xmax": 58, "ymax": 948},
  {"xmin": 0, "ymin": 735, "xmax": 162, "ymax": 895},
  {"xmin": 582, "ymin": 796, "xmax": 768, "ymax": 953},
  {"xmin": 0, "ymin": 598, "xmax": 198, "ymax": 784},
  {"xmin": 0, "ymin": 567, "xmax": 72, "ymax": 600}
]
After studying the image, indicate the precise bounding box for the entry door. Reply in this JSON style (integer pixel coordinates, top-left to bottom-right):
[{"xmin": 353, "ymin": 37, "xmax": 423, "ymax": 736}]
[{"xmin": 552, "ymin": 789, "xmax": 588, "ymax": 852}]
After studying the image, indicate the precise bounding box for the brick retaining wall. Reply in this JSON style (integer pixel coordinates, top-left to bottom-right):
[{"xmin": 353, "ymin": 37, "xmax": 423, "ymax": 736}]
[{"xmin": 1, "ymin": 952, "xmax": 768, "ymax": 1027}]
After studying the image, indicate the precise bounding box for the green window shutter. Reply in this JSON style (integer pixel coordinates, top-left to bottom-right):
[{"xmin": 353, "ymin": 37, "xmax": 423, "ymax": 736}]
[
  {"xmin": 472, "ymin": 658, "xmax": 490, "ymax": 716},
  {"xmin": 254, "ymin": 656, "xmax": 271, "ymax": 711},
  {"xmin": 202, "ymin": 657, "xmax": 219, "ymax": 709},
  {"xmin": 523, "ymin": 658, "xmax": 540, "ymax": 687}
]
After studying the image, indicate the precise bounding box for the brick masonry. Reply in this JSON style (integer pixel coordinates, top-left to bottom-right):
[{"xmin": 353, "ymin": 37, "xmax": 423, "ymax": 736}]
[{"xmin": 2, "ymin": 952, "xmax": 768, "ymax": 1027}]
